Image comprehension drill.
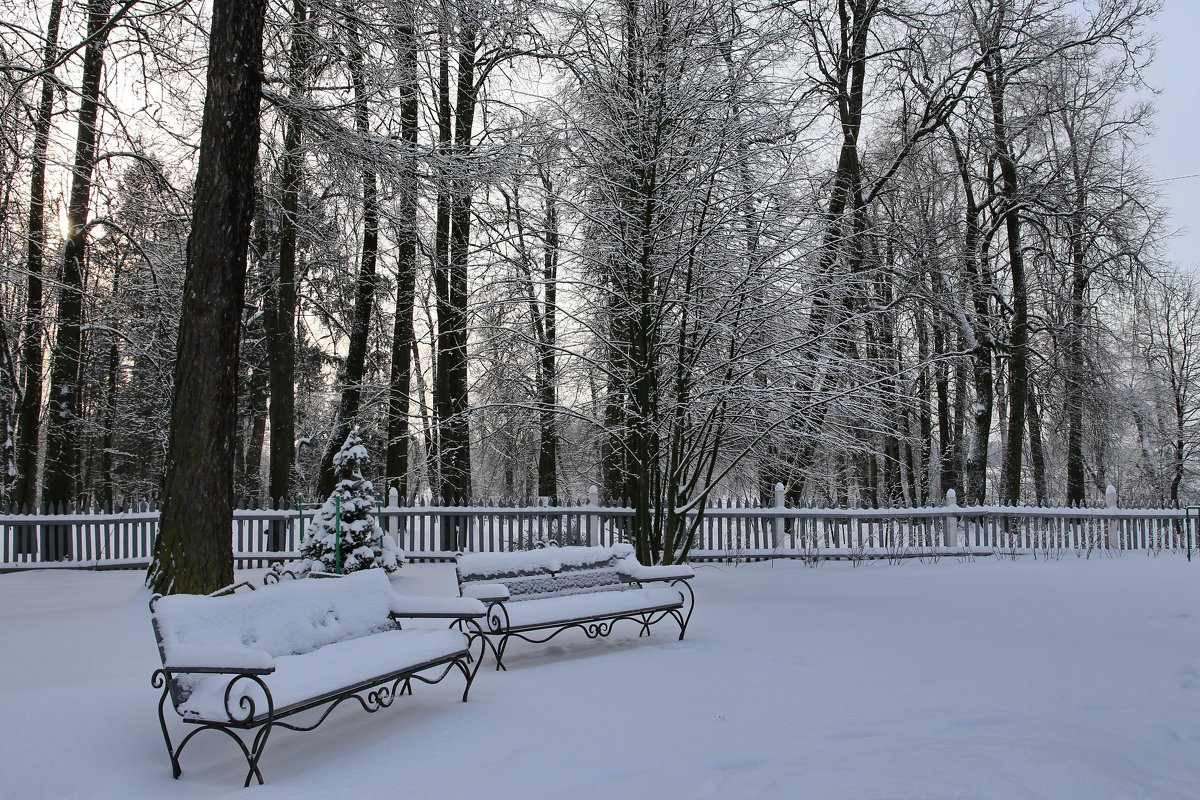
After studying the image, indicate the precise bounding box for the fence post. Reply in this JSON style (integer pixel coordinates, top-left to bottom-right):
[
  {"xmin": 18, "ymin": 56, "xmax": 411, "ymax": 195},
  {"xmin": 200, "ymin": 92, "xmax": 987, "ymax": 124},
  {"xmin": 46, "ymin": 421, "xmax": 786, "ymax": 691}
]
[
  {"xmin": 1105, "ymin": 484, "xmax": 1119, "ymax": 550},
  {"xmin": 388, "ymin": 486, "xmax": 399, "ymax": 542},
  {"xmin": 587, "ymin": 485, "xmax": 600, "ymax": 546},
  {"xmin": 773, "ymin": 482, "xmax": 786, "ymax": 549},
  {"xmin": 944, "ymin": 489, "xmax": 959, "ymax": 548}
]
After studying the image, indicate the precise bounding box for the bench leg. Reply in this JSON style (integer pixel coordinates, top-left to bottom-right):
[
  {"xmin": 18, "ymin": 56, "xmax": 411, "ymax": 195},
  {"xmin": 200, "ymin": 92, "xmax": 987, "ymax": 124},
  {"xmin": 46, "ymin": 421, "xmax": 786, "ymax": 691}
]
[
  {"xmin": 672, "ymin": 579, "xmax": 695, "ymax": 639},
  {"xmin": 153, "ymin": 675, "xmax": 183, "ymax": 779},
  {"xmin": 243, "ymin": 723, "xmax": 272, "ymax": 787},
  {"xmin": 493, "ymin": 634, "xmax": 511, "ymax": 671}
]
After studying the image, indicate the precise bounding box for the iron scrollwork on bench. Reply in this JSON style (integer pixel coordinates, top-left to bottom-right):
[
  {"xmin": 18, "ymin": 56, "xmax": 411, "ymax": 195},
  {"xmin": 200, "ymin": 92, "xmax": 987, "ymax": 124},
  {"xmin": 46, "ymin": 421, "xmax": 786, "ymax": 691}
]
[
  {"xmin": 149, "ymin": 569, "xmax": 486, "ymax": 786},
  {"xmin": 456, "ymin": 543, "xmax": 696, "ymax": 670}
]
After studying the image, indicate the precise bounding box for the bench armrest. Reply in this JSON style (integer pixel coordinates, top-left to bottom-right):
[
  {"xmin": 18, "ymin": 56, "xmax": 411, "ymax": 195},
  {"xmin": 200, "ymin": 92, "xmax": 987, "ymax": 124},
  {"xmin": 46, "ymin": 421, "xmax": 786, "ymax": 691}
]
[
  {"xmin": 461, "ymin": 583, "xmax": 510, "ymax": 602},
  {"xmin": 390, "ymin": 595, "xmax": 486, "ymax": 619},
  {"xmin": 161, "ymin": 644, "xmax": 276, "ymax": 675},
  {"xmin": 619, "ymin": 563, "xmax": 695, "ymax": 583}
]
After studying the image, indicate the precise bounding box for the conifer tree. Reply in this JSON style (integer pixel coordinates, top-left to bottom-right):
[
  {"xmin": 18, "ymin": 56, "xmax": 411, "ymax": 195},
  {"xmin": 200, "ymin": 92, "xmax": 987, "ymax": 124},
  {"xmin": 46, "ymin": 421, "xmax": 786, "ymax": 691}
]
[{"xmin": 300, "ymin": 430, "xmax": 401, "ymax": 573}]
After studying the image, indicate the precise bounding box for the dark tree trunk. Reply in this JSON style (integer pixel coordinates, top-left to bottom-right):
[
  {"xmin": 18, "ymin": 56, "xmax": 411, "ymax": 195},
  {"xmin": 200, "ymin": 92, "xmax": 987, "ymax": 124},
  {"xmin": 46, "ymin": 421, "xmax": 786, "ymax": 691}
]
[
  {"xmin": 948, "ymin": 128, "xmax": 994, "ymax": 506},
  {"xmin": 13, "ymin": 0, "xmax": 63, "ymax": 507},
  {"xmin": 1026, "ymin": 383, "xmax": 1047, "ymax": 505},
  {"xmin": 1170, "ymin": 395, "xmax": 1185, "ymax": 507},
  {"xmin": 935, "ymin": 316, "xmax": 956, "ymax": 497},
  {"xmin": 434, "ymin": 13, "xmax": 477, "ymax": 508},
  {"xmin": 43, "ymin": 0, "xmax": 112, "ymax": 513},
  {"xmin": 431, "ymin": 19, "xmax": 453, "ymax": 497},
  {"xmin": 984, "ymin": 31, "xmax": 1029, "ymax": 505},
  {"xmin": 263, "ymin": 0, "xmax": 310, "ymax": 506},
  {"xmin": 952, "ymin": 334, "xmax": 969, "ymax": 494},
  {"xmin": 535, "ymin": 183, "xmax": 559, "ymax": 504},
  {"xmin": 789, "ymin": 0, "xmax": 875, "ymax": 488},
  {"xmin": 1064, "ymin": 179, "xmax": 1089, "ymax": 505},
  {"xmin": 0, "ymin": 323, "xmax": 16, "ymax": 500},
  {"xmin": 147, "ymin": 0, "xmax": 265, "ymax": 595},
  {"xmin": 241, "ymin": 359, "xmax": 269, "ymax": 497},
  {"xmin": 318, "ymin": 9, "xmax": 379, "ymax": 497},
  {"xmin": 385, "ymin": 11, "xmax": 421, "ymax": 498}
]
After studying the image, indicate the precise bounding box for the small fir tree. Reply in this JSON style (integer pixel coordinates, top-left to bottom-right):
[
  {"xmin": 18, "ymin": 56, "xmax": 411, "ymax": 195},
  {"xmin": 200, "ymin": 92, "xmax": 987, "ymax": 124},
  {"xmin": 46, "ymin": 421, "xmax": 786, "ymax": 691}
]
[{"xmin": 300, "ymin": 430, "xmax": 401, "ymax": 573}]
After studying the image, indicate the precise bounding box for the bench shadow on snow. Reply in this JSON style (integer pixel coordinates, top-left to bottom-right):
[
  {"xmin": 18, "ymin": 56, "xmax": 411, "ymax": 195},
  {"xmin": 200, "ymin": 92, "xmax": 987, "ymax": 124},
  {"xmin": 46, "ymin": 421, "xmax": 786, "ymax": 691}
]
[{"xmin": 485, "ymin": 625, "xmax": 691, "ymax": 671}]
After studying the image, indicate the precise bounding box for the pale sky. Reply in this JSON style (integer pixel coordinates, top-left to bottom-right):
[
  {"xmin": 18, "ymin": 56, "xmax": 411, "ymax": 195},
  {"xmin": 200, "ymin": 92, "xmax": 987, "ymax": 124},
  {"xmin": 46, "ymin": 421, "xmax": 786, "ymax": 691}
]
[{"xmin": 1144, "ymin": 0, "xmax": 1200, "ymax": 271}]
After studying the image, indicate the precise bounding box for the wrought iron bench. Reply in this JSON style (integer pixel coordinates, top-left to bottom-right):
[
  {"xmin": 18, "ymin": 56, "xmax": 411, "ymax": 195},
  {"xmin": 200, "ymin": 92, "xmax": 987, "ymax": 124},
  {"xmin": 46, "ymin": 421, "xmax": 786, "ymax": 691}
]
[
  {"xmin": 149, "ymin": 568, "xmax": 485, "ymax": 786},
  {"xmin": 455, "ymin": 543, "xmax": 695, "ymax": 670}
]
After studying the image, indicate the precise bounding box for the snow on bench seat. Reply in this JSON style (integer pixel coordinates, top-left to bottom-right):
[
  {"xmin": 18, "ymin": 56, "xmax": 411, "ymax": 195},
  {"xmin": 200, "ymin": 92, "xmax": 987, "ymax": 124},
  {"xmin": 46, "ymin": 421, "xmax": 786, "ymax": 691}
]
[
  {"xmin": 154, "ymin": 569, "xmax": 397, "ymax": 663},
  {"xmin": 177, "ymin": 628, "xmax": 468, "ymax": 722},
  {"xmin": 497, "ymin": 586, "xmax": 686, "ymax": 631},
  {"xmin": 150, "ymin": 568, "xmax": 485, "ymax": 786},
  {"xmin": 455, "ymin": 544, "xmax": 696, "ymax": 669}
]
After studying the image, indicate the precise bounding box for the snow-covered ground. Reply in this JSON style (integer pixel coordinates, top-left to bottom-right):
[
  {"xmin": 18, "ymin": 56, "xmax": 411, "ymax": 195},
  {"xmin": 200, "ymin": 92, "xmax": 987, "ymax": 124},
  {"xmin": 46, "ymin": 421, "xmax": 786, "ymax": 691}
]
[{"xmin": 3, "ymin": 555, "xmax": 1200, "ymax": 799}]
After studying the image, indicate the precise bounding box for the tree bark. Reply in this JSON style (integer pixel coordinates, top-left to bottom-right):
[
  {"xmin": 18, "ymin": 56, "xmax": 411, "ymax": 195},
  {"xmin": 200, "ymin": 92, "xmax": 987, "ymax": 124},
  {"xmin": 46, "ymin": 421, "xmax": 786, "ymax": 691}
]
[
  {"xmin": 148, "ymin": 0, "xmax": 266, "ymax": 595},
  {"xmin": 1026, "ymin": 383, "xmax": 1047, "ymax": 505},
  {"xmin": 385, "ymin": 9, "xmax": 421, "ymax": 498},
  {"xmin": 13, "ymin": 0, "xmax": 63, "ymax": 507},
  {"xmin": 43, "ymin": 0, "xmax": 112, "ymax": 512},
  {"xmin": 1064, "ymin": 161, "xmax": 1089, "ymax": 505},
  {"xmin": 535, "ymin": 179, "xmax": 559, "ymax": 503},
  {"xmin": 434, "ymin": 11, "xmax": 477, "ymax": 505},
  {"xmin": 263, "ymin": 0, "xmax": 310, "ymax": 506},
  {"xmin": 982, "ymin": 7, "xmax": 1029, "ymax": 506},
  {"xmin": 431, "ymin": 17, "xmax": 453, "ymax": 498},
  {"xmin": 318, "ymin": 8, "xmax": 379, "ymax": 497}
]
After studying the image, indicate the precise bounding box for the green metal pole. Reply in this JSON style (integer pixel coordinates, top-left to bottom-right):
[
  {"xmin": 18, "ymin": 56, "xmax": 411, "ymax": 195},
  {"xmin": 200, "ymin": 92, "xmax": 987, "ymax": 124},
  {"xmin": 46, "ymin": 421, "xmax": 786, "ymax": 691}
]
[{"xmin": 335, "ymin": 496, "xmax": 343, "ymax": 574}]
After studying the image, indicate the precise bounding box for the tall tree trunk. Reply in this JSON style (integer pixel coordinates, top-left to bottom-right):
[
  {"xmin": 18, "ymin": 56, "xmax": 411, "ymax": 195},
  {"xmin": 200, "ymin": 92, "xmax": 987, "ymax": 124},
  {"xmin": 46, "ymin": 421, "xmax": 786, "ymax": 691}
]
[
  {"xmin": 535, "ymin": 181, "xmax": 559, "ymax": 503},
  {"xmin": 98, "ymin": 246, "xmax": 120, "ymax": 509},
  {"xmin": 953, "ymin": 336, "xmax": 969, "ymax": 492},
  {"xmin": 430, "ymin": 18, "xmax": 453, "ymax": 498},
  {"xmin": 984, "ymin": 23, "xmax": 1029, "ymax": 505},
  {"xmin": 1064, "ymin": 170, "xmax": 1089, "ymax": 504},
  {"xmin": 385, "ymin": 9, "xmax": 421, "ymax": 498},
  {"xmin": 241, "ymin": 359, "xmax": 269, "ymax": 498},
  {"xmin": 948, "ymin": 125, "xmax": 994, "ymax": 506},
  {"xmin": 934, "ymin": 315, "xmax": 956, "ymax": 497},
  {"xmin": 13, "ymin": 0, "xmax": 63, "ymax": 507},
  {"xmin": 791, "ymin": 0, "xmax": 874, "ymax": 488},
  {"xmin": 434, "ymin": 11, "xmax": 477, "ymax": 507},
  {"xmin": 0, "ymin": 322, "xmax": 16, "ymax": 501},
  {"xmin": 148, "ymin": 0, "xmax": 266, "ymax": 595},
  {"xmin": 263, "ymin": 0, "xmax": 310, "ymax": 506},
  {"xmin": 43, "ymin": 0, "xmax": 113, "ymax": 515},
  {"xmin": 318, "ymin": 7, "xmax": 379, "ymax": 497},
  {"xmin": 1026, "ymin": 383, "xmax": 1047, "ymax": 505}
]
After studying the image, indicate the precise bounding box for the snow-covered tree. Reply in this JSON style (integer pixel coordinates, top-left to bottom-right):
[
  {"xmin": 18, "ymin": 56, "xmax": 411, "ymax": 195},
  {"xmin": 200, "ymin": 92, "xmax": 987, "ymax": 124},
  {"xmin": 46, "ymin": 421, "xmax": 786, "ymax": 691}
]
[{"xmin": 300, "ymin": 430, "xmax": 401, "ymax": 574}]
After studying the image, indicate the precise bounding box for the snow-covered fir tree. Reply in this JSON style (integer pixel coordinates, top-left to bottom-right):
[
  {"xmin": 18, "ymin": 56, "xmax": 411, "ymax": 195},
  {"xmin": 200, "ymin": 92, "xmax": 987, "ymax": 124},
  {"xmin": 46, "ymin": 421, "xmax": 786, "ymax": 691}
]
[{"xmin": 300, "ymin": 430, "xmax": 401, "ymax": 573}]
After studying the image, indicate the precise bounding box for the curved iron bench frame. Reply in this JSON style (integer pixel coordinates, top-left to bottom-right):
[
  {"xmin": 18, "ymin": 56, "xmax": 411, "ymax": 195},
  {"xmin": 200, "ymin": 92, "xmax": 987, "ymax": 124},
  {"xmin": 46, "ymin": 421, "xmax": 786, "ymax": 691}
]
[
  {"xmin": 150, "ymin": 575, "xmax": 485, "ymax": 787},
  {"xmin": 458, "ymin": 555, "xmax": 696, "ymax": 671}
]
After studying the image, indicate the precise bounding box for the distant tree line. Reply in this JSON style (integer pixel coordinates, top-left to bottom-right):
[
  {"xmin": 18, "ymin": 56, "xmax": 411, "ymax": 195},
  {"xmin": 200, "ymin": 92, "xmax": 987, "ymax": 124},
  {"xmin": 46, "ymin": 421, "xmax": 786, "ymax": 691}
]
[{"xmin": 0, "ymin": 0, "xmax": 1193, "ymax": 564}]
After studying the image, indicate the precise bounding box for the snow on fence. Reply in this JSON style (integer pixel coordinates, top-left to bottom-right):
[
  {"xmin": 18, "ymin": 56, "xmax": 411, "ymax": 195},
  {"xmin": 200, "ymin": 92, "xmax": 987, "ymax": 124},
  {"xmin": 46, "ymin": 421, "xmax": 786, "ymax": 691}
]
[{"xmin": 1, "ymin": 485, "xmax": 1197, "ymax": 569}]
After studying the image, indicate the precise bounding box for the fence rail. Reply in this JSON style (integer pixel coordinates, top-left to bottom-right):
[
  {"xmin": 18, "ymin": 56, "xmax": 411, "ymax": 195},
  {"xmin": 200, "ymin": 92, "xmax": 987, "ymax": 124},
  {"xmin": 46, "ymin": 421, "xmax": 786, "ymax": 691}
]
[{"xmin": 2, "ymin": 488, "xmax": 1197, "ymax": 569}]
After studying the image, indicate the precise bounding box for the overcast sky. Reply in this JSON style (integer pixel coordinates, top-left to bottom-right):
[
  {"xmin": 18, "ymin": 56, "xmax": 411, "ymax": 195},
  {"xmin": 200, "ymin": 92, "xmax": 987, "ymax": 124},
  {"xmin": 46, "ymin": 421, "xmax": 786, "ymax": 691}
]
[{"xmin": 1144, "ymin": 0, "xmax": 1200, "ymax": 271}]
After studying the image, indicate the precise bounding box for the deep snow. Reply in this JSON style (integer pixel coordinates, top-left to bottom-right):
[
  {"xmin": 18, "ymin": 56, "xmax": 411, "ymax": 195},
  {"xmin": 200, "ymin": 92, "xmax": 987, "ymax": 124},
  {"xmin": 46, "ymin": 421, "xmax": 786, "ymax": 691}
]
[{"xmin": 3, "ymin": 554, "xmax": 1200, "ymax": 799}]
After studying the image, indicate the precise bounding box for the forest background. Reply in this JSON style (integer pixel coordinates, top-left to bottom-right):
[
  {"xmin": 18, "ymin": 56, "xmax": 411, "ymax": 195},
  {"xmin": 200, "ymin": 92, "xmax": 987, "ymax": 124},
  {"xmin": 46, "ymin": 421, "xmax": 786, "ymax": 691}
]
[{"xmin": 1, "ymin": 0, "xmax": 1196, "ymax": 530}]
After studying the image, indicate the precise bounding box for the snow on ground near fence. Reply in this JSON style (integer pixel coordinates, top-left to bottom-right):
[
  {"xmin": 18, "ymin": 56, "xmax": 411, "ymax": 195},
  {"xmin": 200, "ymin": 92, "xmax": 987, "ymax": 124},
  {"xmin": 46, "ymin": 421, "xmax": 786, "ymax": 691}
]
[{"xmin": 3, "ymin": 557, "xmax": 1200, "ymax": 799}]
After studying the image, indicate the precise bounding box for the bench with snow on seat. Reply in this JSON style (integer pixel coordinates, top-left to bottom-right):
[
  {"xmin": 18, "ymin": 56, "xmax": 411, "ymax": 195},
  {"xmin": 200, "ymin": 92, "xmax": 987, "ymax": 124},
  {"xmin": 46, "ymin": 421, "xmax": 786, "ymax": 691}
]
[
  {"xmin": 149, "ymin": 568, "xmax": 486, "ymax": 786},
  {"xmin": 456, "ymin": 543, "xmax": 695, "ymax": 669}
]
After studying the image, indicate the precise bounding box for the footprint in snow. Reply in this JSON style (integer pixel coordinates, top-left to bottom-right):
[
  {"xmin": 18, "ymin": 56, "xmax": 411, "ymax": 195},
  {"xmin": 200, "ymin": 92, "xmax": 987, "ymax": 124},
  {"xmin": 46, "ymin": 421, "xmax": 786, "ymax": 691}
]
[{"xmin": 1177, "ymin": 664, "xmax": 1200, "ymax": 689}]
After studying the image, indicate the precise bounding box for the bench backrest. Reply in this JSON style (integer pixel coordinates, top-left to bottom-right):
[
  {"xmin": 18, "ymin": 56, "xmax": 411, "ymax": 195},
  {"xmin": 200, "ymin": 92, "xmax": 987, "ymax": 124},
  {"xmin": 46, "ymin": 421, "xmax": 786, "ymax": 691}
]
[
  {"xmin": 153, "ymin": 569, "xmax": 396, "ymax": 660},
  {"xmin": 457, "ymin": 544, "xmax": 637, "ymax": 600}
]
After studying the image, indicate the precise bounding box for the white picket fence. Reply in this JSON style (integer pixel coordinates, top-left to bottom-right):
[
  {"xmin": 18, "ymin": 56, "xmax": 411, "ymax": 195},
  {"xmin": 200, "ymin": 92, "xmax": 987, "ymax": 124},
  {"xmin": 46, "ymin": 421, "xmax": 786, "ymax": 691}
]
[{"xmin": 2, "ymin": 485, "xmax": 1197, "ymax": 569}]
